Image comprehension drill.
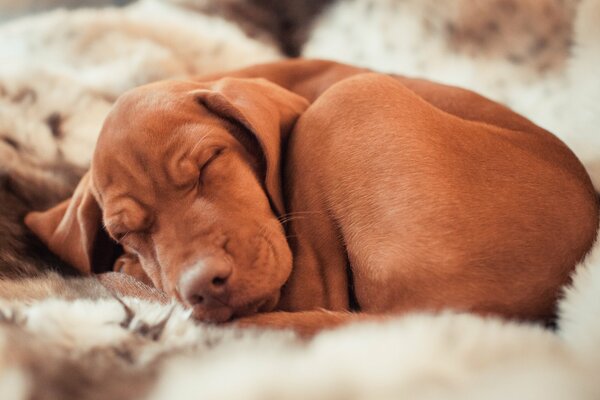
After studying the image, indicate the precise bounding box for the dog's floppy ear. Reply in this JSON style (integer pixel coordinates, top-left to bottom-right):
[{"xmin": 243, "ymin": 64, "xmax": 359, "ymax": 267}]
[
  {"xmin": 194, "ymin": 77, "xmax": 309, "ymax": 216},
  {"xmin": 25, "ymin": 172, "xmax": 118, "ymax": 275}
]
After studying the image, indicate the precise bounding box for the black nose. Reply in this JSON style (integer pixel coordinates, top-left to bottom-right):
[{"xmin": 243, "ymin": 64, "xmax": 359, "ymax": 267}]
[{"xmin": 178, "ymin": 258, "xmax": 232, "ymax": 306}]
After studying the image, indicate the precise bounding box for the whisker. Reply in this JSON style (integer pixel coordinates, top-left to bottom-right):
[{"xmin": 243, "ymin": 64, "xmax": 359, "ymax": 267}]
[
  {"xmin": 277, "ymin": 211, "xmax": 323, "ymax": 222},
  {"xmin": 277, "ymin": 215, "xmax": 308, "ymax": 224},
  {"xmin": 277, "ymin": 211, "xmax": 325, "ymax": 227},
  {"xmin": 279, "ymin": 211, "xmax": 323, "ymax": 216}
]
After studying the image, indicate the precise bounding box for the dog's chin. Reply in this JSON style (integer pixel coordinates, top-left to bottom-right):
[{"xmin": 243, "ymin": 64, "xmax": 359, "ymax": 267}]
[
  {"xmin": 230, "ymin": 290, "xmax": 279, "ymax": 318},
  {"xmin": 190, "ymin": 305, "xmax": 234, "ymax": 323},
  {"xmin": 190, "ymin": 291, "xmax": 281, "ymax": 323}
]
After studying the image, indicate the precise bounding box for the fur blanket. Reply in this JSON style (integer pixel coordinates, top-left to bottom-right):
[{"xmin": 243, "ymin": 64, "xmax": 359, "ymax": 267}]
[{"xmin": 0, "ymin": 0, "xmax": 599, "ymax": 399}]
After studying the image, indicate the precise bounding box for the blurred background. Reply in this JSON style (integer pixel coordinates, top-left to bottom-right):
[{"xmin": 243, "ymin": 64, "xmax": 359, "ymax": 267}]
[
  {"xmin": 0, "ymin": 0, "xmax": 132, "ymax": 21},
  {"xmin": 0, "ymin": 0, "xmax": 333, "ymax": 55}
]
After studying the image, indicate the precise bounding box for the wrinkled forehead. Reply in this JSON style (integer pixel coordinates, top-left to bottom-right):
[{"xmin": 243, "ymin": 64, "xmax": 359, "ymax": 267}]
[
  {"xmin": 91, "ymin": 81, "xmax": 218, "ymax": 201},
  {"xmin": 99, "ymin": 83, "xmax": 201, "ymax": 144}
]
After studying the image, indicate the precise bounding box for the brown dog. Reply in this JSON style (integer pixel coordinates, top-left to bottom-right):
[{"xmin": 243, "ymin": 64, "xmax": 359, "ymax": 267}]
[{"xmin": 25, "ymin": 60, "xmax": 599, "ymax": 335}]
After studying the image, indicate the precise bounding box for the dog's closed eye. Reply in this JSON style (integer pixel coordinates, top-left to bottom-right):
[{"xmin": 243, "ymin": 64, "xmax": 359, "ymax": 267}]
[
  {"xmin": 104, "ymin": 198, "xmax": 153, "ymax": 243},
  {"xmin": 111, "ymin": 229, "xmax": 150, "ymax": 246},
  {"xmin": 112, "ymin": 230, "xmax": 130, "ymax": 243},
  {"xmin": 106, "ymin": 218, "xmax": 151, "ymax": 245},
  {"xmin": 198, "ymin": 147, "xmax": 224, "ymax": 183}
]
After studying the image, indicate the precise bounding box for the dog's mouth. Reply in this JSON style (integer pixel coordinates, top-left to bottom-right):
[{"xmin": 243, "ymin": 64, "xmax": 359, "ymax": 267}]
[
  {"xmin": 233, "ymin": 291, "xmax": 280, "ymax": 318},
  {"xmin": 190, "ymin": 304, "xmax": 234, "ymax": 323},
  {"xmin": 189, "ymin": 291, "xmax": 280, "ymax": 323},
  {"xmin": 180, "ymin": 230, "xmax": 288, "ymax": 324}
]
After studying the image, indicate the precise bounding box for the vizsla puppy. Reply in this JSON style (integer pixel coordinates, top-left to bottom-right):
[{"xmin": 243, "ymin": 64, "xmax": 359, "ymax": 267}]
[{"xmin": 25, "ymin": 60, "xmax": 599, "ymax": 336}]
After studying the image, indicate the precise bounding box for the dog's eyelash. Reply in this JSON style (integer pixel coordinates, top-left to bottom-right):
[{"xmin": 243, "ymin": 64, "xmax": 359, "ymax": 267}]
[
  {"xmin": 199, "ymin": 148, "xmax": 224, "ymax": 182},
  {"xmin": 203, "ymin": 148, "xmax": 224, "ymax": 168},
  {"xmin": 114, "ymin": 231, "xmax": 129, "ymax": 243},
  {"xmin": 114, "ymin": 230, "xmax": 151, "ymax": 244}
]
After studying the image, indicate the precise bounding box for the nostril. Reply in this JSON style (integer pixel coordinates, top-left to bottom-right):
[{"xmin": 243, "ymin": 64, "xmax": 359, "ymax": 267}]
[
  {"xmin": 179, "ymin": 259, "xmax": 232, "ymax": 306},
  {"xmin": 191, "ymin": 294, "xmax": 204, "ymax": 305},
  {"xmin": 212, "ymin": 276, "xmax": 227, "ymax": 287}
]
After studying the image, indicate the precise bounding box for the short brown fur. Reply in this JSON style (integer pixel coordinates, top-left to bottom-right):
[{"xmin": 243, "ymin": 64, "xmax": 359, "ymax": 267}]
[{"xmin": 26, "ymin": 60, "xmax": 599, "ymax": 336}]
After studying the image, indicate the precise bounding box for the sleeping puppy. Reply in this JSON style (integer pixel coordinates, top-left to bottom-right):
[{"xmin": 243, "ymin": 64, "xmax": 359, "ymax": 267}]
[
  {"xmin": 26, "ymin": 77, "xmax": 306, "ymax": 322},
  {"xmin": 25, "ymin": 60, "xmax": 599, "ymax": 334}
]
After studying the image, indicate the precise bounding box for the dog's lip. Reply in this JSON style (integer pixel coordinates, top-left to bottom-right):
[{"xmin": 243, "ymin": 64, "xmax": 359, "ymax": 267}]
[
  {"xmin": 191, "ymin": 304, "xmax": 234, "ymax": 323},
  {"xmin": 184, "ymin": 289, "xmax": 275, "ymax": 322},
  {"xmin": 190, "ymin": 298, "xmax": 267, "ymax": 323},
  {"xmin": 231, "ymin": 290, "xmax": 281, "ymax": 318},
  {"xmin": 231, "ymin": 298, "xmax": 269, "ymax": 319}
]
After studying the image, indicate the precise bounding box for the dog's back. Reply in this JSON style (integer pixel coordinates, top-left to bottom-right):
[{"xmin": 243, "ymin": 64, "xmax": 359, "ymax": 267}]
[{"xmin": 283, "ymin": 73, "xmax": 598, "ymax": 320}]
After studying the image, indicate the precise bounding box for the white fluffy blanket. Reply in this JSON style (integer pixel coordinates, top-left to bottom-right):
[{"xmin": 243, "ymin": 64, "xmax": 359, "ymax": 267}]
[{"xmin": 0, "ymin": 1, "xmax": 599, "ymax": 399}]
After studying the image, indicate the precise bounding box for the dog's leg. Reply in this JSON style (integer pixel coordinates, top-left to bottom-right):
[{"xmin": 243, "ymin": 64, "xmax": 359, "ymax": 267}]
[
  {"xmin": 114, "ymin": 251, "xmax": 153, "ymax": 286},
  {"xmin": 232, "ymin": 310, "xmax": 386, "ymax": 339},
  {"xmin": 277, "ymin": 213, "xmax": 352, "ymax": 312}
]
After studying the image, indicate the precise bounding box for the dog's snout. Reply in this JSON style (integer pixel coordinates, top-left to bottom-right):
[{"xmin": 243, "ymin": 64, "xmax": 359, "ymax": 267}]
[{"xmin": 178, "ymin": 258, "xmax": 233, "ymax": 307}]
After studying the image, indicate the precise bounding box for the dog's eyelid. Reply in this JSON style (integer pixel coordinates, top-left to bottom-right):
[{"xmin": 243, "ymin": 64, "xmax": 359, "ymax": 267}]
[
  {"xmin": 112, "ymin": 228, "xmax": 151, "ymax": 244},
  {"xmin": 198, "ymin": 147, "xmax": 225, "ymax": 168},
  {"xmin": 109, "ymin": 215, "xmax": 154, "ymax": 241},
  {"xmin": 112, "ymin": 230, "xmax": 129, "ymax": 243},
  {"xmin": 198, "ymin": 147, "xmax": 225, "ymax": 184}
]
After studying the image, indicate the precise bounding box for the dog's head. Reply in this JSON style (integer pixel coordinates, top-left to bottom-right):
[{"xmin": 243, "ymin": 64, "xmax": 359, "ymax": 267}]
[{"xmin": 25, "ymin": 77, "xmax": 309, "ymax": 322}]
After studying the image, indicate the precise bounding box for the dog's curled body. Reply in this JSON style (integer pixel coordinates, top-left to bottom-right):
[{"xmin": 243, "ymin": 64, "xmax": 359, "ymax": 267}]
[
  {"xmin": 25, "ymin": 60, "xmax": 599, "ymax": 334},
  {"xmin": 279, "ymin": 72, "xmax": 597, "ymax": 321}
]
